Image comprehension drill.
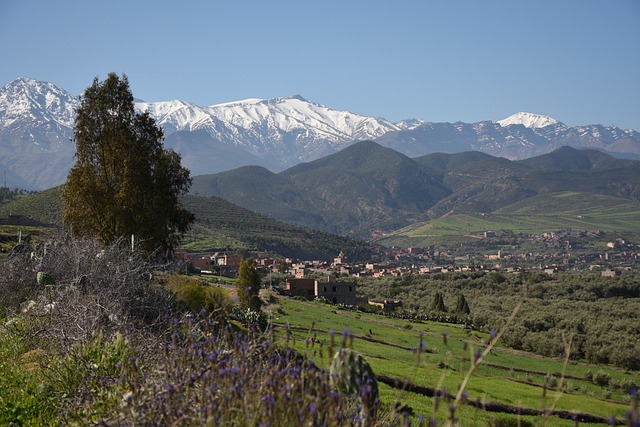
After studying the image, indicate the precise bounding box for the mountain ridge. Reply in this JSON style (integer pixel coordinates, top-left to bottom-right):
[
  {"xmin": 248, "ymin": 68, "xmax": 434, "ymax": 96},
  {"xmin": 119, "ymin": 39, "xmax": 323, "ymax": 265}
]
[
  {"xmin": 1, "ymin": 77, "xmax": 640, "ymax": 190},
  {"xmin": 190, "ymin": 142, "xmax": 640, "ymax": 238}
]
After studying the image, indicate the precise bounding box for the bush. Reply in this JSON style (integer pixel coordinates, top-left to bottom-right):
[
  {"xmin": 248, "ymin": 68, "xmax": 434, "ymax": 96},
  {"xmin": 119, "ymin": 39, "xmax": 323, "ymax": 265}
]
[
  {"xmin": 164, "ymin": 275, "xmax": 231, "ymax": 319},
  {"xmin": 592, "ymin": 370, "xmax": 612, "ymax": 387},
  {"xmin": 584, "ymin": 370, "xmax": 593, "ymax": 381},
  {"xmin": 1, "ymin": 235, "xmax": 176, "ymax": 352},
  {"xmin": 230, "ymin": 306, "xmax": 268, "ymax": 330},
  {"xmin": 0, "ymin": 330, "xmax": 59, "ymax": 425},
  {"xmin": 544, "ymin": 373, "xmax": 558, "ymax": 389},
  {"xmin": 63, "ymin": 317, "xmax": 362, "ymax": 425},
  {"xmin": 616, "ymin": 379, "xmax": 637, "ymax": 393},
  {"xmin": 52, "ymin": 332, "xmax": 135, "ymax": 418}
]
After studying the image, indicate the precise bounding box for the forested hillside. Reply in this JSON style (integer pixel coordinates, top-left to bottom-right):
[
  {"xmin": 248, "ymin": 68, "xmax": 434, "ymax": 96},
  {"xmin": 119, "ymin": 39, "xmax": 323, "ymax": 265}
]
[{"xmin": 0, "ymin": 188, "xmax": 373, "ymax": 260}]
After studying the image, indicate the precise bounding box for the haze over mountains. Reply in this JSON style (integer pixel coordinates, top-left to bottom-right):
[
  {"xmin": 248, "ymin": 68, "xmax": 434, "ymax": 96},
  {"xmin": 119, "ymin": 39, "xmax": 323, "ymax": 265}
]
[{"xmin": 1, "ymin": 77, "xmax": 640, "ymax": 190}]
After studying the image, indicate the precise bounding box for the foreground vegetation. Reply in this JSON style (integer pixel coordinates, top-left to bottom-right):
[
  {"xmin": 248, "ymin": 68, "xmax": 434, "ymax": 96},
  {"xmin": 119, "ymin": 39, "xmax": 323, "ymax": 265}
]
[
  {"xmin": 1, "ymin": 234, "xmax": 638, "ymax": 426},
  {"xmin": 0, "ymin": 236, "xmax": 368, "ymax": 426}
]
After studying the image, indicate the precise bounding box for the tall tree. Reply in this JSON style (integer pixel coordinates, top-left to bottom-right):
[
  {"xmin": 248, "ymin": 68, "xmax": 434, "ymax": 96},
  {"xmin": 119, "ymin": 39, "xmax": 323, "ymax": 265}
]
[
  {"xmin": 62, "ymin": 73, "xmax": 194, "ymax": 256},
  {"xmin": 431, "ymin": 291, "xmax": 447, "ymax": 312},
  {"xmin": 455, "ymin": 293, "xmax": 471, "ymax": 315},
  {"xmin": 236, "ymin": 258, "xmax": 262, "ymax": 312}
]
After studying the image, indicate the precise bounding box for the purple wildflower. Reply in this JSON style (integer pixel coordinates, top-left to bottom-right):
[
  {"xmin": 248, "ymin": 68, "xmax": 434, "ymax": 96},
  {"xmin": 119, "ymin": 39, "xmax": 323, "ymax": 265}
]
[
  {"xmin": 474, "ymin": 348, "xmax": 483, "ymax": 363},
  {"xmin": 308, "ymin": 402, "xmax": 317, "ymax": 414}
]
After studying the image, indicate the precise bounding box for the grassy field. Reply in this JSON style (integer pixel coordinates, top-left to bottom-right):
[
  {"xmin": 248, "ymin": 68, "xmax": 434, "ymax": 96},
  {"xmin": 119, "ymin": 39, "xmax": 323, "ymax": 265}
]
[
  {"xmin": 267, "ymin": 295, "xmax": 636, "ymax": 426},
  {"xmin": 379, "ymin": 191, "xmax": 640, "ymax": 247}
]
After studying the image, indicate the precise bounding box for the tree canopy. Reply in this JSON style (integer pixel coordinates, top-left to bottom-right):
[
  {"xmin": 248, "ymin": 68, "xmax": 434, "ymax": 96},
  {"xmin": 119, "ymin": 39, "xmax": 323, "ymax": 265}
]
[
  {"xmin": 62, "ymin": 73, "xmax": 194, "ymax": 256},
  {"xmin": 236, "ymin": 258, "xmax": 262, "ymax": 312}
]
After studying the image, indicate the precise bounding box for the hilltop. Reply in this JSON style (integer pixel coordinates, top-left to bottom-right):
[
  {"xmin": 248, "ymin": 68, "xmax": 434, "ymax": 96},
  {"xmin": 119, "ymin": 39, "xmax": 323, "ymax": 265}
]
[{"xmin": 191, "ymin": 143, "xmax": 640, "ymax": 238}]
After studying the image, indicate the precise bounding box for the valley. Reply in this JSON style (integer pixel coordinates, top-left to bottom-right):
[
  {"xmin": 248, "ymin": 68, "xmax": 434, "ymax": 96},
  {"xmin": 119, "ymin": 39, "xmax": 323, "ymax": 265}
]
[{"xmin": 1, "ymin": 79, "xmax": 639, "ymax": 425}]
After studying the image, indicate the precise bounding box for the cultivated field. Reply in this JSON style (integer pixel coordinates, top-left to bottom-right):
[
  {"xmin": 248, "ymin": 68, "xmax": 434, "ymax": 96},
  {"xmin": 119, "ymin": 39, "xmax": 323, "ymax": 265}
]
[
  {"xmin": 270, "ymin": 295, "xmax": 637, "ymax": 426},
  {"xmin": 379, "ymin": 191, "xmax": 640, "ymax": 248}
]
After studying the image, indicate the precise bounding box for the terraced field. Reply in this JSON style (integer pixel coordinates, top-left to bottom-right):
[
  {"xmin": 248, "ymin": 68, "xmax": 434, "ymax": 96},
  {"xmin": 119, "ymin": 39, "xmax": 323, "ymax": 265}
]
[
  {"xmin": 269, "ymin": 296, "xmax": 637, "ymax": 426},
  {"xmin": 379, "ymin": 191, "xmax": 640, "ymax": 248}
]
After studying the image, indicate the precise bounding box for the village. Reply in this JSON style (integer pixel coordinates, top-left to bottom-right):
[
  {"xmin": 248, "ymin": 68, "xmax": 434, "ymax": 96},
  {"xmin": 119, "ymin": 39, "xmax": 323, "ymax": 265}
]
[{"xmin": 175, "ymin": 229, "xmax": 640, "ymax": 309}]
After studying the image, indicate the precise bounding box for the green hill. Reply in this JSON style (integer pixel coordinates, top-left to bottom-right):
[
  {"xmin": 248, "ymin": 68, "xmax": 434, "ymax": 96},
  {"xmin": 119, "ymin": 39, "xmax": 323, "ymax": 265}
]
[
  {"xmin": 0, "ymin": 188, "xmax": 373, "ymax": 261},
  {"xmin": 191, "ymin": 143, "xmax": 640, "ymax": 238},
  {"xmin": 516, "ymin": 146, "xmax": 637, "ymax": 171},
  {"xmin": 0, "ymin": 186, "xmax": 63, "ymax": 225},
  {"xmin": 179, "ymin": 194, "xmax": 373, "ymax": 260},
  {"xmin": 193, "ymin": 141, "xmax": 451, "ymax": 235}
]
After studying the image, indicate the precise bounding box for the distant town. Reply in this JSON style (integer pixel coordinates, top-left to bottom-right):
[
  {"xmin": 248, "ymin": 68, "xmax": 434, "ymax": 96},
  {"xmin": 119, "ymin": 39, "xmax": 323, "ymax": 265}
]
[{"xmin": 178, "ymin": 228, "xmax": 640, "ymax": 308}]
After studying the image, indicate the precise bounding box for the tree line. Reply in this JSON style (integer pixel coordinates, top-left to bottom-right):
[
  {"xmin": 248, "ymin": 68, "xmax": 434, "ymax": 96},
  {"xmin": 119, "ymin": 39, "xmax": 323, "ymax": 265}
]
[{"xmin": 356, "ymin": 271, "xmax": 640, "ymax": 370}]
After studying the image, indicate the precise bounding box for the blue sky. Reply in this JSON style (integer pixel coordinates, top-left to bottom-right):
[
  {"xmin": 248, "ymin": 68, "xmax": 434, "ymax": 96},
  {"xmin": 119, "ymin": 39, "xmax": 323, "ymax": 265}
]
[{"xmin": 1, "ymin": 0, "xmax": 639, "ymax": 129}]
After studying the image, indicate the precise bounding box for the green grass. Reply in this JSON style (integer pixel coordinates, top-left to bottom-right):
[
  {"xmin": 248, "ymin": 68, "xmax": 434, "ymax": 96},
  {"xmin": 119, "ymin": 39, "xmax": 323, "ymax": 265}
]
[
  {"xmin": 380, "ymin": 191, "xmax": 640, "ymax": 247},
  {"xmin": 0, "ymin": 323, "xmax": 60, "ymax": 425},
  {"xmin": 270, "ymin": 296, "xmax": 635, "ymax": 426}
]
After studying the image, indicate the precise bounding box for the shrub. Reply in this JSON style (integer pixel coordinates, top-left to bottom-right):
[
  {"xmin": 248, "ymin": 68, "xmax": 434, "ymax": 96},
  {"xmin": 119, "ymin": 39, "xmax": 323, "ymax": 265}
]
[
  {"xmin": 52, "ymin": 332, "xmax": 135, "ymax": 419},
  {"xmin": 1, "ymin": 235, "xmax": 176, "ymax": 352},
  {"xmin": 230, "ymin": 306, "xmax": 268, "ymax": 330},
  {"xmin": 66, "ymin": 318, "xmax": 362, "ymax": 425},
  {"xmin": 592, "ymin": 370, "xmax": 612, "ymax": 387},
  {"xmin": 164, "ymin": 275, "xmax": 231, "ymax": 319},
  {"xmin": 617, "ymin": 379, "xmax": 637, "ymax": 393},
  {"xmin": 544, "ymin": 373, "xmax": 558, "ymax": 389},
  {"xmin": 0, "ymin": 329, "xmax": 59, "ymax": 425}
]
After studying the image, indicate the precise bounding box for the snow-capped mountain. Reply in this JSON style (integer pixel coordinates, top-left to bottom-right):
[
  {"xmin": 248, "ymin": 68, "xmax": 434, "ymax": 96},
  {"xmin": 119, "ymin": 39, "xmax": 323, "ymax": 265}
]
[
  {"xmin": 0, "ymin": 78, "xmax": 78, "ymax": 129},
  {"xmin": 377, "ymin": 114, "xmax": 640, "ymax": 160},
  {"xmin": 136, "ymin": 95, "xmax": 400, "ymax": 167},
  {"xmin": 496, "ymin": 112, "xmax": 560, "ymax": 129},
  {"xmin": 1, "ymin": 77, "xmax": 639, "ymax": 190},
  {"xmin": 0, "ymin": 78, "xmax": 79, "ymax": 189}
]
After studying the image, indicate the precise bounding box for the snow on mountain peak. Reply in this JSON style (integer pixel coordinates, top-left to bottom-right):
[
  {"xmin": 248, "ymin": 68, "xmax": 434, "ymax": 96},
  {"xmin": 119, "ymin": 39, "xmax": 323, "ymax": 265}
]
[
  {"xmin": 209, "ymin": 98, "xmax": 265, "ymax": 108},
  {"xmin": 395, "ymin": 118, "xmax": 426, "ymax": 130},
  {"xmin": 0, "ymin": 77, "xmax": 78, "ymax": 127},
  {"xmin": 497, "ymin": 112, "xmax": 561, "ymax": 129},
  {"xmin": 210, "ymin": 95, "xmax": 310, "ymax": 109},
  {"xmin": 203, "ymin": 94, "xmax": 399, "ymax": 142}
]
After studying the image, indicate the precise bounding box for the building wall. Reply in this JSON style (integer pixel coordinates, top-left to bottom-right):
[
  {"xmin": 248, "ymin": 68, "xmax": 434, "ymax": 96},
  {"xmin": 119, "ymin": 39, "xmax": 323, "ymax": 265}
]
[
  {"xmin": 285, "ymin": 278, "xmax": 316, "ymax": 299},
  {"xmin": 314, "ymin": 281, "xmax": 356, "ymax": 305}
]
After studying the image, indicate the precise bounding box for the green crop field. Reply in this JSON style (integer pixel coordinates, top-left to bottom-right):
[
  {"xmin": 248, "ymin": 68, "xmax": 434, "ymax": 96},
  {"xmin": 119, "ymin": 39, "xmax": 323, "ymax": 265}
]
[
  {"xmin": 379, "ymin": 191, "xmax": 640, "ymax": 248},
  {"xmin": 268, "ymin": 295, "xmax": 636, "ymax": 426}
]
